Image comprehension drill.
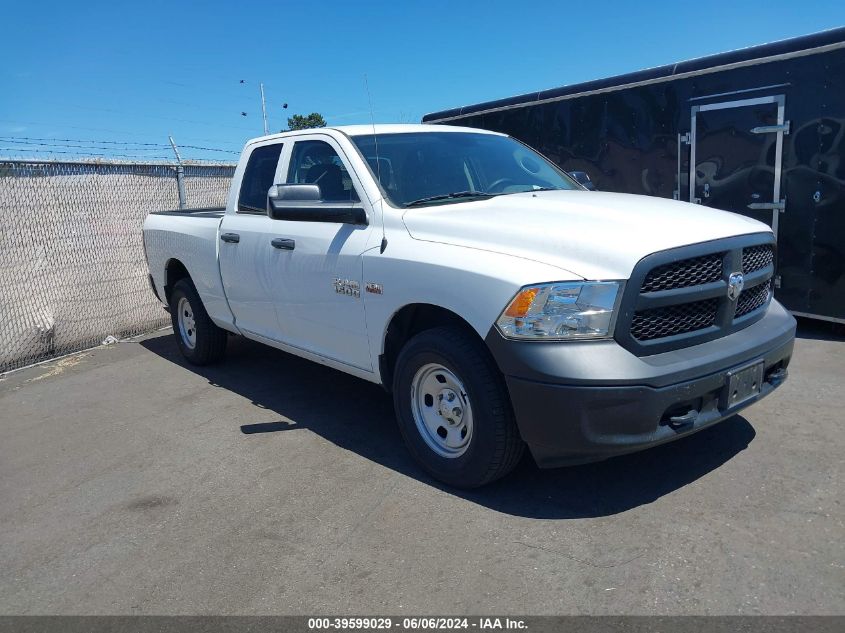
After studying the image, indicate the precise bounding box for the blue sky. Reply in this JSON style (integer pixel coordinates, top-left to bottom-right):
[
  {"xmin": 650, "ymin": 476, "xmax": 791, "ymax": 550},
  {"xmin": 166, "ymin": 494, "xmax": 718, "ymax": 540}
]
[{"xmin": 2, "ymin": 0, "xmax": 843, "ymax": 161}]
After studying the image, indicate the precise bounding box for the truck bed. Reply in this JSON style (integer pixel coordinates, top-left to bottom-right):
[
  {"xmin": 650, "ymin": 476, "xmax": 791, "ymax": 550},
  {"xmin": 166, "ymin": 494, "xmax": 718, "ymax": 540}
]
[{"xmin": 143, "ymin": 207, "xmax": 234, "ymax": 330}]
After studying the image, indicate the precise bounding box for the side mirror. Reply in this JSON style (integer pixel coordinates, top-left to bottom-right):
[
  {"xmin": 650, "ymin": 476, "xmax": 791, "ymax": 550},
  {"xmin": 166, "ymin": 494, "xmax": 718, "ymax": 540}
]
[
  {"xmin": 267, "ymin": 184, "xmax": 368, "ymax": 226},
  {"xmin": 568, "ymin": 171, "xmax": 596, "ymax": 191},
  {"xmin": 269, "ymin": 183, "xmax": 321, "ymax": 202}
]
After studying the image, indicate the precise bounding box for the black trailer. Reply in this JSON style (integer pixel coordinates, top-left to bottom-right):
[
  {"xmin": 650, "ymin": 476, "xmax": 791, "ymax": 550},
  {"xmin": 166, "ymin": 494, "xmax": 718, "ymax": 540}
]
[{"xmin": 423, "ymin": 28, "xmax": 845, "ymax": 323}]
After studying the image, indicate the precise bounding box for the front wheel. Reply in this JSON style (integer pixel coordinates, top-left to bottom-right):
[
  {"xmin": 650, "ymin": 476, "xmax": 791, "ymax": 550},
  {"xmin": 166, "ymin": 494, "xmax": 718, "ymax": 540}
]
[
  {"xmin": 392, "ymin": 326, "xmax": 525, "ymax": 488},
  {"xmin": 169, "ymin": 278, "xmax": 227, "ymax": 365}
]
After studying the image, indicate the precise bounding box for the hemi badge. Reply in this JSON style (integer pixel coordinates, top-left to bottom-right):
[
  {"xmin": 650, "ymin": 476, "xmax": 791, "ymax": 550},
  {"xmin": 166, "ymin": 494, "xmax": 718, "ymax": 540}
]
[{"xmin": 365, "ymin": 282, "xmax": 383, "ymax": 295}]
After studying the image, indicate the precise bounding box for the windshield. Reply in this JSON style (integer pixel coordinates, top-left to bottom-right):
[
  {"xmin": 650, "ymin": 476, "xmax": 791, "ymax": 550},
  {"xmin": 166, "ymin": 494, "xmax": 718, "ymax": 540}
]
[{"xmin": 350, "ymin": 131, "xmax": 580, "ymax": 207}]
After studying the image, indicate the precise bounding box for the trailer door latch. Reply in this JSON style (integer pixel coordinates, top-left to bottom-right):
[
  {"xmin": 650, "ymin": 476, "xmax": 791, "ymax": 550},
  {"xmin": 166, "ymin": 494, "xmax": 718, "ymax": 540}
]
[
  {"xmin": 750, "ymin": 121, "xmax": 791, "ymax": 135},
  {"xmin": 748, "ymin": 199, "xmax": 786, "ymax": 212}
]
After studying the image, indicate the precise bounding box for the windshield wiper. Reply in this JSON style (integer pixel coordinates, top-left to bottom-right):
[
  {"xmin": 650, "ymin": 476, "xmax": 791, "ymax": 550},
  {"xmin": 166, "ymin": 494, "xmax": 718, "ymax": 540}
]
[
  {"xmin": 404, "ymin": 191, "xmax": 495, "ymax": 207},
  {"xmin": 487, "ymin": 186, "xmax": 566, "ymax": 198}
]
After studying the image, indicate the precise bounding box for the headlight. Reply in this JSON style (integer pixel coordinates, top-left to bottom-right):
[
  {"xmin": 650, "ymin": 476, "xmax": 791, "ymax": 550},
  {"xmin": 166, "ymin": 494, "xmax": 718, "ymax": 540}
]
[{"xmin": 496, "ymin": 281, "xmax": 623, "ymax": 340}]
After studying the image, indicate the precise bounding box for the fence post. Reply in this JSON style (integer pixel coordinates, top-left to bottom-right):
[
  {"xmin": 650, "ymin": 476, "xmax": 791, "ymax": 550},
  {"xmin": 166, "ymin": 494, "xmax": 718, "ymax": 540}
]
[
  {"xmin": 168, "ymin": 135, "xmax": 187, "ymax": 210},
  {"xmin": 175, "ymin": 165, "xmax": 186, "ymax": 210}
]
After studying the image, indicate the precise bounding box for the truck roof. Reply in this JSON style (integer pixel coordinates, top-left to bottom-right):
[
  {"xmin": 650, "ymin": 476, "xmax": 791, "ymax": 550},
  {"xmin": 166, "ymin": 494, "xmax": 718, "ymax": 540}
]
[{"xmin": 245, "ymin": 123, "xmax": 505, "ymax": 146}]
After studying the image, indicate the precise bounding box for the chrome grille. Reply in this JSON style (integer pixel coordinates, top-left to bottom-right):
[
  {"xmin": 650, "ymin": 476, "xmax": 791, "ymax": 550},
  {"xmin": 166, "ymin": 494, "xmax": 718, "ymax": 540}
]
[
  {"xmin": 641, "ymin": 253, "xmax": 723, "ymax": 293},
  {"xmin": 630, "ymin": 299, "xmax": 718, "ymax": 341},
  {"xmin": 742, "ymin": 244, "xmax": 774, "ymax": 274},
  {"xmin": 736, "ymin": 281, "xmax": 772, "ymax": 318}
]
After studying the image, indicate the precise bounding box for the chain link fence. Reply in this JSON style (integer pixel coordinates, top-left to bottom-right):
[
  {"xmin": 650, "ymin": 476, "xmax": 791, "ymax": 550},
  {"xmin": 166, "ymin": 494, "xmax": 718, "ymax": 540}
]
[{"xmin": 0, "ymin": 159, "xmax": 236, "ymax": 373}]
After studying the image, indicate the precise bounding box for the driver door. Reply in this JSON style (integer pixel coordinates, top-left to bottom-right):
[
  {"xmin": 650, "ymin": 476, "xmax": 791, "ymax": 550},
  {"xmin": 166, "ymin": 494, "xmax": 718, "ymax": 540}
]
[{"xmin": 267, "ymin": 135, "xmax": 374, "ymax": 371}]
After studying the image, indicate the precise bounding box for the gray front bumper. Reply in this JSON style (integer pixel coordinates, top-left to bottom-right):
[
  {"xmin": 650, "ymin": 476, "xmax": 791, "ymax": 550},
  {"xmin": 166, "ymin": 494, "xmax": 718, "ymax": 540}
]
[{"xmin": 485, "ymin": 301, "xmax": 796, "ymax": 468}]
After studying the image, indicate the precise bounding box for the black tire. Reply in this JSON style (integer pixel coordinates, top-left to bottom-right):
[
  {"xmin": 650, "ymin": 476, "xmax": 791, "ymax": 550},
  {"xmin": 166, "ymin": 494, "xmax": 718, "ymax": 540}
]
[
  {"xmin": 169, "ymin": 278, "xmax": 227, "ymax": 365},
  {"xmin": 392, "ymin": 326, "xmax": 525, "ymax": 488}
]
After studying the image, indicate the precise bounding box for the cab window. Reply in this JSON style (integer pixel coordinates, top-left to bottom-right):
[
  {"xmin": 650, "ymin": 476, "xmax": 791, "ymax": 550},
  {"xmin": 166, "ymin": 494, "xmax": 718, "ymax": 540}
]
[{"xmin": 286, "ymin": 140, "xmax": 360, "ymax": 202}]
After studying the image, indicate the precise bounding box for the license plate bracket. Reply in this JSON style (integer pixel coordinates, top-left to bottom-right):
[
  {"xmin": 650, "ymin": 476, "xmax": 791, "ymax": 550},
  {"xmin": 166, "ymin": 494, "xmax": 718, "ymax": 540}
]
[{"xmin": 721, "ymin": 360, "xmax": 765, "ymax": 410}]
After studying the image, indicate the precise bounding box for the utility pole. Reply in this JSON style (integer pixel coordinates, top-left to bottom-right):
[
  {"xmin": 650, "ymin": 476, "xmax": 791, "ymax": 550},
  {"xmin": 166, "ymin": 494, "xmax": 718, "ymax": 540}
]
[
  {"xmin": 240, "ymin": 79, "xmax": 275, "ymax": 134},
  {"xmin": 259, "ymin": 83, "xmax": 269, "ymax": 135}
]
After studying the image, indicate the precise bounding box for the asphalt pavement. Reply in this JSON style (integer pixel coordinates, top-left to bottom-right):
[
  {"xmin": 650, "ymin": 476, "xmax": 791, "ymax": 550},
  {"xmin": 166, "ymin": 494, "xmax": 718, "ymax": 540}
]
[{"xmin": 0, "ymin": 321, "xmax": 842, "ymax": 614}]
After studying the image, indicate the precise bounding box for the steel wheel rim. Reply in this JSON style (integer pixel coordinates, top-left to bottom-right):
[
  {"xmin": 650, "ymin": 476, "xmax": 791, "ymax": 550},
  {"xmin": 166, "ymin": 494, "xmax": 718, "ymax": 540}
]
[
  {"xmin": 177, "ymin": 296, "xmax": 197, "ymax": 350},
  {"xmin": 410, "ymin": 363, "xmax": 473, "ymax": 458}
]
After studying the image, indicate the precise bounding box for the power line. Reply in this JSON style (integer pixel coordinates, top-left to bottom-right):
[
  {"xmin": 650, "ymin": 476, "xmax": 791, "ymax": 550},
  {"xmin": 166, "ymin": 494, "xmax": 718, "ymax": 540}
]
[
  {"xmin": 172, "ymin": 145, "xmax": 239, "ymax": 154},
  {"xmin": 20, "ymin": 98, "xmax": 259, "ymax": 134},
  {"xmin": 0, "ymin": 119, "xmax": 247, "ymax": 146}
]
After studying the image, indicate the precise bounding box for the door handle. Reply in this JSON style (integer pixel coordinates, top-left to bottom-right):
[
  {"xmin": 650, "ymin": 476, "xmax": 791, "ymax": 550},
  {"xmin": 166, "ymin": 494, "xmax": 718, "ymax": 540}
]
[
  {"xmin": 271, "ymin": 237, "xmax": 295, "ymax": 250},
  {"xmin": 220, "ymin": 233, "xmax": 240, "ymax": 243}
]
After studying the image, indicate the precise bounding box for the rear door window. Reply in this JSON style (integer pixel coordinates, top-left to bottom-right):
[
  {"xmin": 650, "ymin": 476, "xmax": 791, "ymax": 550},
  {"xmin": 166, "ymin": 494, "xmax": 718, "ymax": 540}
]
[{"xmin": 238, "ymin": 143, "xmax": 284, "ymax": 214}]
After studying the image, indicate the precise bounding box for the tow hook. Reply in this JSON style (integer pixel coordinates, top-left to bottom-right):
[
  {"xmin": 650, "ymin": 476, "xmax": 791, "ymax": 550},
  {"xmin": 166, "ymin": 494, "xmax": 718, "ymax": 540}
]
[
  {"xmin": 668, "ymin": 409, "xmax": 699, "ymax": 430},
  {"xmin": 767, "ymin": 367, "xmax": 788, "ymax": 387}
]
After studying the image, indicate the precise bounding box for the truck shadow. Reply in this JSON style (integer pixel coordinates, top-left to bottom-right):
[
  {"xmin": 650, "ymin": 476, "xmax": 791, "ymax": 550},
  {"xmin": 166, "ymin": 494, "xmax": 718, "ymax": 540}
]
[
  {"xmin": 795, "ymin": 316, "xmax": 845, "ymax": 341},
  {"xmin": 141, "ymin": 333, "xmax": 756, "ymax": 520}
]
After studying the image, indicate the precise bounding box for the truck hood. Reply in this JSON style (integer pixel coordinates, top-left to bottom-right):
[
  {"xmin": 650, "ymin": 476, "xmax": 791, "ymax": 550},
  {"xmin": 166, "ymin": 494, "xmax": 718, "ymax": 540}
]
[{"xmin": 402, "ymin": 190, "xmax": 772, "ymax": 280}]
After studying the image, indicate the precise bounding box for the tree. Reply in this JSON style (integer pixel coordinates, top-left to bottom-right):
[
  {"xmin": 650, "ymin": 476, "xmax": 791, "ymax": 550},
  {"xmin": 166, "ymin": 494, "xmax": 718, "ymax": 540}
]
[{"xmin": 286, "ymin": 113, "xmax": 327, "ymax": 131}]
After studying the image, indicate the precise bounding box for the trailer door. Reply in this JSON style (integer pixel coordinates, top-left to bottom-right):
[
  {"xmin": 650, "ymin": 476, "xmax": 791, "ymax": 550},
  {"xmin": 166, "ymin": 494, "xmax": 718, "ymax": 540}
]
[{"xmin": 689, "ymin": 95, "xmax": 787, "ymax": 238}]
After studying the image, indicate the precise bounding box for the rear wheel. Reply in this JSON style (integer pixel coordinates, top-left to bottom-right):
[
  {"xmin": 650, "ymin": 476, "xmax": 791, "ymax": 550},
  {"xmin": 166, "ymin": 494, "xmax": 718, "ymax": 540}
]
[
  {"xmin": 169, "ymin": 278, "xmax": 227, "ymax": 365},
  {"xmin": 393, "ymin": 326, "xmax": 525, "ymax": 488}
]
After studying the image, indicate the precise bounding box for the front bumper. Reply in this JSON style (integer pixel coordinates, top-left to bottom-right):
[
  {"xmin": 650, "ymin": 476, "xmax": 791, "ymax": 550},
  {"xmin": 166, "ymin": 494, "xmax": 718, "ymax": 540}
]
[{"xmin": 485, "ymin": 300, "xmax": 796, "ymax": 468}]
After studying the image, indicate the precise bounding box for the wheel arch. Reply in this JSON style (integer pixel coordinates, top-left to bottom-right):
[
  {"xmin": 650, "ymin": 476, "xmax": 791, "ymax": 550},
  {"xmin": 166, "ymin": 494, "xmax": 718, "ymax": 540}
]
[
  {"xmin": 379, "ymin": 303, "xmax": 491, "ymax": 393},
  {"xmin": 163, "ymin": 258, "xmax": 192, "ymax": 306}
]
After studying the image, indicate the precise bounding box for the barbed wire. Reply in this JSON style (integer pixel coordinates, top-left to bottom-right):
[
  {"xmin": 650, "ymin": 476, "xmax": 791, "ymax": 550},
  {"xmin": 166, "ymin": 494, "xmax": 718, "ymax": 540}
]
[
  {"xmin": 0, "ymin": 149, "xmax": 236, "ymax": 164},
  {"xmin": 1, "ymin": 140, "xmax": 169, "ymax": 152},
  {"xmin": 0, "ymin": 137, "xmax": 241, "ymax": 154},
  {"xmin": 0, "ymin": 136, "xmax": 170, "ymax": 147},
  {"xmin": 0, "ymin": 147, "xmax": 176, "ymax": 160}
]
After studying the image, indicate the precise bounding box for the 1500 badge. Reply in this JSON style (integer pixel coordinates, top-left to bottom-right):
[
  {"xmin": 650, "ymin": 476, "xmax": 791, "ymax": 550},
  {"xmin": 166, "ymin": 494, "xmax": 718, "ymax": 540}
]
[{"xmin": 333, "ymin": 278, "xmax": 360, "ymax": 298}]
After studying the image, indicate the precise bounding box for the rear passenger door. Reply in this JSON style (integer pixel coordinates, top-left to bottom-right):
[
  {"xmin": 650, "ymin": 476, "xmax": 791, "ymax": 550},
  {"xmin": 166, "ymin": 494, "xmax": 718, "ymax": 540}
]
[{"xmin": 218, "ymin": 141, "xmax": 286, "ymax": 340}]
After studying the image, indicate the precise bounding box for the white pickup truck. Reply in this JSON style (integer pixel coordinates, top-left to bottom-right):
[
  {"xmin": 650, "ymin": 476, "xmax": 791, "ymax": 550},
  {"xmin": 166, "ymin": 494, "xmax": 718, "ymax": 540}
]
[{"xmin": 143, "ymin": 124, "xmax": 795, "ymax": 488}]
